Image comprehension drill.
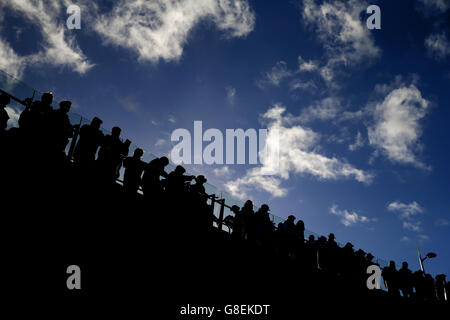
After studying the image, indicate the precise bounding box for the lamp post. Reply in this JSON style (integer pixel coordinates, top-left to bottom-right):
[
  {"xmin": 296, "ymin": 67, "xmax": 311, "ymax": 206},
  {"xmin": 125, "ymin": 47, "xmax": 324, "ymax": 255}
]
[{"xmin": 417, "ymin": 246, "xmax": 437, "ymax": 274}]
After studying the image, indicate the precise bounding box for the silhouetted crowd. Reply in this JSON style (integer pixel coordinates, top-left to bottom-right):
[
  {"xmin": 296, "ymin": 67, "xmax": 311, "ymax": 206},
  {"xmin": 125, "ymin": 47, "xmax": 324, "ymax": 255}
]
[{"xmin": 0, "ymin": 91, "xmax": 448, "ymax": 303}]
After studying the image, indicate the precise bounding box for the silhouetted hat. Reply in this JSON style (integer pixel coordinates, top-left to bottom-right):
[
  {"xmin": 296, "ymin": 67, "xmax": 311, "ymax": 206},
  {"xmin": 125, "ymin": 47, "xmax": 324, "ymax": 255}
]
[
  {"xmin": 287, "ymin": 215, "xmax": 295, "ymax": 221},
  {"xmin": 92, "ymin": 117, "xmax": 103, "ymax": 125},
  {"xmin": 231, "ymin": 205, "xmax": 240, "ymax": 213},
  {"xmin": 195, "ymin": 175, "xmax": 207, "ymax": 183},
  {"xmin": 59, "ymin": 100, "xmax": 72, "ymax": 108},
  {"xmin": 261, "ymin": 204, "xmax": 270, "ymax": 211}
]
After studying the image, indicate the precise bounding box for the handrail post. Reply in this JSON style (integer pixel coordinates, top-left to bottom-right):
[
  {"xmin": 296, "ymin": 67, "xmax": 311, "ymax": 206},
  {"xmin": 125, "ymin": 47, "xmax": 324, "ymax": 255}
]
[
  {"xmin": 217, "ymin": 198, "xmax": 225, "ymax": 231},
  {"xmin": 67, "ymin": 119, "xmax": 81, "ymax": 160}
]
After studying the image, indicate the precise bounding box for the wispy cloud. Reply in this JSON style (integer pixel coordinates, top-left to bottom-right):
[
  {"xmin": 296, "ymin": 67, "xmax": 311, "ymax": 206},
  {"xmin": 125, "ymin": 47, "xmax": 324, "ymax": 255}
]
[
  {"xmin": 349, "ymin": 131, "xmax": 364, "ymax": 151},
  {"xmin": 301, "ymin": 0, "xmax": 381, "ymax": 83},
  {"xmin": 213, "ymin": 166, "xmax": 232, "ymax": 177},
  {"xmin": 425, "ymin": 33, "xmax": 450, "ymax": 60},
  {"xmin": 0, "ymin": 0, "xmax": 94, "ymax": 78},
  {"xmin": 330, "ymin": 204, "xmax": 376, "ymax": 227},
  {"xmin": 94, "ymin": 0, "xmax": 255, "ymax": 64},
  {"xmin": 168, "ymin": 115, "xmax": 176, "ymax": 123},
  {"xmin": 387, "ymin": 201, "xmax": 424, "ymax": 219},
  {"xmin": 388, "ymin": 201, "xmax": 424, "ymax": 232},
  {"xmin": 117, "ymin": 95, "xmax": 140, "ymax": 113},
  {"xmin": 224, "ymin": 104, "xmax": 373, "ymax": 199},
  {"xmin": 298, "ymin": 97, "xmax": 341, "ymax": 123},
  {"xmin": 225, "ymin": 86, "xmax": 236, "ymax": 105},
  {"xmin": 257, "ymin": 61, "xmax": 292, "ymax": 88},
  {"xmin": 367, "ymin": 82, "xmax": 430, "ymax": 169}
]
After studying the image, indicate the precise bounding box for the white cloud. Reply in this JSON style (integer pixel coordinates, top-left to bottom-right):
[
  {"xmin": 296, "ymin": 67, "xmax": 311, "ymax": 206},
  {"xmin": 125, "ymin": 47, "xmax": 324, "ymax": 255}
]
[
  {"xmin": 403, "ymin": 220, "xmax": 422, "ymax": 232},
  {"xmin": 349, "ymin": 131, "xmax": 364, "ymax": 151},
  {"xmin": 224, "ymin": 104, "xmax": 373, "ymax": 199},
  {"xmin": 330, "ymin": 204, "xmax": 375, "ymax": 227},
  {"xmin": 298, "ymin": 97, "xmax": 341, "ymax": 123},
  {"xmin": 400, "ymin": 236, "xmax": 410, "ymax": 243},
  {"xmin": 213, "ymin": 166, "xmax": 232, "ymax": 177},
  {"xmin": 155, "ymin": 138, "xmax": 166, "ymax": 147},
  {"xmin": 0, "ymin": 0, "xmax": 94, "ymax": 77},
  {"xmin": 289, "ymin": 79, "xmax": 317, "ymax": 92},
  {"xmin": 257, "ymin": 61, "xmax": 292, "ymax": 87},
  {"xmin": 367, "ymin": 84, "xmax": 430, "ymax": 168},
  {"xmin": 387, "ymin": 201, "xmax": 424, "ymax": 219},
  {"xmin": 94, "ymin": 0, "xmax": 255, "ymax": 64},
  {"xmin": 225, "ymin": 86, "xmax": 236, "ymax": 105},
  {"xmin": 117, "ymin": 95, "xmax": 140, "ymax": 113},
  {"xmin": 425, "ymin": 33, "xmax": 450, "ymax": 60},
  {"xmin": 5, "ymin": 106, "xmax": 21, "ymax": 128},
  {"xmin": 301, "ymin": 0, "xmax": 381, "ymax": 82},
  {"xmin": 388, "ymin": 201, "xmax": 424, "ymax": 232},
  {"xmin": 168, "ymin": 115, "xmax": 176, "ymax": 123},
  {"xmin": 417, "ymin": 234, "xmax": 430, "ymax": 242},
  {"xmin": 0, "ymin": 37, "xmax": 26, "ymax": 79},
  {"xmin": 297, "ymin": 56, "xmax": 318, "ymax": 72}
]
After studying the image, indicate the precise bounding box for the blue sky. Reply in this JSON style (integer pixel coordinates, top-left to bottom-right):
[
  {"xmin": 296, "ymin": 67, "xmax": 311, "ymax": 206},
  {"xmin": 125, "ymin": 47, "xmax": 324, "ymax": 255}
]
[{"xmin": 1, "ymin": 0, "xmax": 449, "ymax": 277}]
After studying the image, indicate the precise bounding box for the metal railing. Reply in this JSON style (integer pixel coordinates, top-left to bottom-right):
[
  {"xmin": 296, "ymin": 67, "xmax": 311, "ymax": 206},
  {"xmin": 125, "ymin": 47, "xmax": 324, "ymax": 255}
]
[{"xmin": 0, "ymin": 69, "xmax": 389, "ymax": 268}]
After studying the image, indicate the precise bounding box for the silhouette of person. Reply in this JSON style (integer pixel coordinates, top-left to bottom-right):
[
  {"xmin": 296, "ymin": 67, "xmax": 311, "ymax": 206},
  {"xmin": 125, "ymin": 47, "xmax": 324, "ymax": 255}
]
[
  {"xmin": 423, "ymin": 273, "xmax": 436, "ymax": 301},
  {"xmin": 241, "ymin": 200, "xmax": 255, "ymax": 241},
  {"xmin": 190, "ymin": 175, "xmax": 208, "ymax": 201},
  {"xmin": 141, "ymin": 156, "xmax": 169, "ymax": 201},
  {"xmin": 73, "ymin": 117, "xmax": 104, "ymax": 167},
  {"xmin": 434, "ymin": 274, "xmax": 446, "ymax": 301},
  {"xmin": 97, "ymin": 126, "xmax": 128, "ymax": 184},
  {"xmin": 0, "ymin": 93, "xmax": 10, "ymax": 133},
  {"xmin": 123, "ymin": 148, "xmax": 146, "ymax": 196},
  {"xmin": 398, "ymin": 262, "xmax": 413, "ymax": 298},
  {"xmin": 254, "ymin": 204, "xmax": 273, "ymax": 244},
  {"xmin": 166, "ymin": 165, "xmax": 195, "ymax": 195},
  {"xmin": 231, "ymin": 205, "xmax": 243, "ymax": 239},
  {"xmin": 48, "ymin": 100, "xmax": 73, "ymax": 156},
  {"xmin": 382, "ymin": 261, "xmax": 400, "ymax": 296},
  {"xmin": 412, "ymin": 270, "xmax": 425, "ymax": 300}
]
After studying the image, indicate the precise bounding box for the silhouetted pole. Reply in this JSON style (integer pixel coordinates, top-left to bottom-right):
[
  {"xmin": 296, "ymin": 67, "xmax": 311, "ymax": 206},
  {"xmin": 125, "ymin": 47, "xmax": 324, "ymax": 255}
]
[{"xmin": 217, "ymin": 199, "xmax": 225, "ymax": 231}]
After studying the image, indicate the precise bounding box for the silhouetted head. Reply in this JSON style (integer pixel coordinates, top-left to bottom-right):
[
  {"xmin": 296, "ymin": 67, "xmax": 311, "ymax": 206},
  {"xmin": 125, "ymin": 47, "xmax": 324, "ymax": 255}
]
[
  {"xmin": 402, "ymin": 261, "xmax": 408, "ymax": 269},
  {"xmin": 260, "ymin": 204, "xmax": 269, "ymax": 213},
  {"xmin": 41, "ymin": 92, "xmax": 53, "ymax": 105},
  {"xmin": 91, "ymin": 117, "xmax": 103, "ymax": 129},
  {"xmin": 308, "ymin": 235, "xmax": 315, "ymax": 242},
  {"xmin": 112, "ymin": 126, "xmax": 121, "ymax": 138},
  {"xmin": 124, "ymin": 139, "xmax": 131, "ymax": 147},
  {"xmin": 344, "ymin": 242, "xmax": 354, "ymax": 250},
  {"xmin": 277, "ymin": 222, "xmax": 284, "ymax": 230},
  {"xmin": 296, "ymin": 220, "xmax": 304, "ymax": 229},
  {"xmin": 244, "ymin": 200, "xmax": 253, "ymax": 210},
  {"xmin": 366, "ymin": 253, "xmax": 374, "ymax": 262},
  {"xmin": 0, "ymin": 93, "xmax": 10, "ymax": 106},
  {"xmin": 195, "ymin": 175, "xmax": 207, "ymax": 184},
  {"xmin": 389, "ymin": 260, "xmax": 396, "ymax": 269},
  {"xmin": 231, "ymin": 205, "xmax": 240, "ymax": 214},
  {"xmin": 133, "ymin": 148, "xmax": 144, "ymax": 158},
  {"xmin": 287, "ymin": 215, "xmax": 296, "ymax": 222},
  {"xmin": 159, "ymin": 156, "xmax": 169, "ymax": 167},
  {"xmin": 59, "ymin": 101, "xmax": 71, "ymax": 113},
  {"xmin": 328, "ymin": 233, "xmax": 335, "ymax": 241},
  {"xmin": 174, "ymin": 165, "xmax": 186, "ymax": 175}
]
